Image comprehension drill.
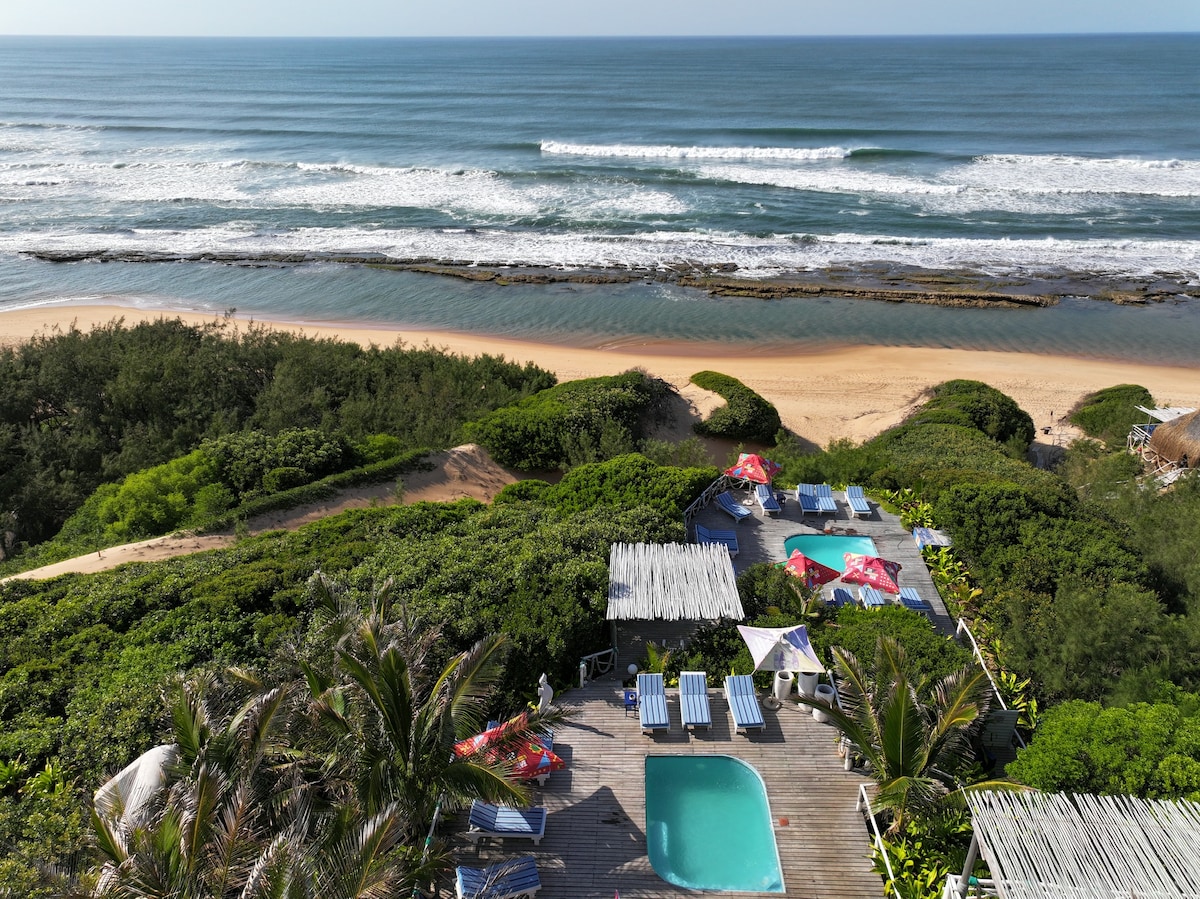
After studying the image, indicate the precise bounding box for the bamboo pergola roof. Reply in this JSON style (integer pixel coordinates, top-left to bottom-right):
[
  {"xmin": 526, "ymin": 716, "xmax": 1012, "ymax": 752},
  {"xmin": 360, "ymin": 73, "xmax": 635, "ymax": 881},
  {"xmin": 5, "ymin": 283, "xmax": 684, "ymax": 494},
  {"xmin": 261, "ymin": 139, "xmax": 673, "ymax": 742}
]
[
  {"xmin": 605, "ymin": 542, "xmax": 744, "ymax": 621},
  {"xmin": 966, "ymin": 791, "xmax": 1200, "ymax": 899}
]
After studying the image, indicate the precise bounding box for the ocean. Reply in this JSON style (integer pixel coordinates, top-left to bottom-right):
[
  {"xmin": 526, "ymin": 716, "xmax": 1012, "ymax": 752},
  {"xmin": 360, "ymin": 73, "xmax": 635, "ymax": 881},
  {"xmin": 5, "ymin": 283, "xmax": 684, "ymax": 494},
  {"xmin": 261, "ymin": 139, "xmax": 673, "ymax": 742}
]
[{"xmin": 2, "ymin": 34, "xmax": 1199, "ymax": 361}]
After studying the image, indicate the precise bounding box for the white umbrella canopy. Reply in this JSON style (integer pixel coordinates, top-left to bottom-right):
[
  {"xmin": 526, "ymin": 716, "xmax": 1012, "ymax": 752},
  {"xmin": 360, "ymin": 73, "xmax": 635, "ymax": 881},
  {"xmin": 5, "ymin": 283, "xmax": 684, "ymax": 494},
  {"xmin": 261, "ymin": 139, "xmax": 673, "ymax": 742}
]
[{"xmin": 736, "ymin": 624, "xmax": 825, "ymax": 674}]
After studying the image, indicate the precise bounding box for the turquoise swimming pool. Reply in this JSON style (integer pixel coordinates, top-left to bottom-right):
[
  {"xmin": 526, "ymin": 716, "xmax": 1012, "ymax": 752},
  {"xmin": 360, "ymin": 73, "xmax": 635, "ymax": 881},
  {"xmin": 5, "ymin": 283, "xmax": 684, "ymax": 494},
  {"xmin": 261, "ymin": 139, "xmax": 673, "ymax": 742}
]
[
  {"xmin": 783, "ymin": 534, "xmax": 879, "ymax": 573},
  {"xmin": 645, "ymin": 755, "xmax": 784, "ymax": 893}
]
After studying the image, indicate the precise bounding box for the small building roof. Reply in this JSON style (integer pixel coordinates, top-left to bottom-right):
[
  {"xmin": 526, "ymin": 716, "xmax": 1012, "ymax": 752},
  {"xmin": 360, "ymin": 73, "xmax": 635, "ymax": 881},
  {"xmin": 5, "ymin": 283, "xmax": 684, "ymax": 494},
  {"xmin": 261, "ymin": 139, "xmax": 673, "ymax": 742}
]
[
  {"xmin": 1137, "ymin": 405, "xmax": 1197, "ymax": 423},
  {"xmin": 964, "ymin": 790, "xmax": 1200, "ymax": 899},
  {"xmin": 606, "ymin": 542, "xmax": 744, "ymax": 621}
]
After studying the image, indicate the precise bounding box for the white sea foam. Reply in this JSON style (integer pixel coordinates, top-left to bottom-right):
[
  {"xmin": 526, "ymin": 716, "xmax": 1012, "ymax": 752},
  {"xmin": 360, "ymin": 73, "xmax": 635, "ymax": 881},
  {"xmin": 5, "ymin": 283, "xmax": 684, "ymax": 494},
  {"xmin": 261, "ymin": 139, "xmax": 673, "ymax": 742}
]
[
  {"xmin": 695, "ymin": 163, "xmax": 960, "ymax": 197},
  {"xmin": 692, "ymin": 152, "xmax": 1200, "ymax": 214},
  {"xmin": 0, "ymin": 157, "xmax": 688, "ymax": 219},
  {"xmin": 541, "ymin": 141, "xmax": 852, "ymax": 161},
  {"xmin": 8, "ymin": 225, "xmax": 1199, "ymax": 283}
]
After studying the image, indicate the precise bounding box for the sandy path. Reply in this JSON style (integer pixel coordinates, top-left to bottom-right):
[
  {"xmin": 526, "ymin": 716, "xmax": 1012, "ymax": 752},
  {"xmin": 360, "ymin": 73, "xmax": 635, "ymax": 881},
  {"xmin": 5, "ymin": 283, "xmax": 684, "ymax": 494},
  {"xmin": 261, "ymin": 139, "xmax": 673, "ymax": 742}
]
[{"xmin": 2, "ymin": 444, "xmax": 522, "ymax": 582}]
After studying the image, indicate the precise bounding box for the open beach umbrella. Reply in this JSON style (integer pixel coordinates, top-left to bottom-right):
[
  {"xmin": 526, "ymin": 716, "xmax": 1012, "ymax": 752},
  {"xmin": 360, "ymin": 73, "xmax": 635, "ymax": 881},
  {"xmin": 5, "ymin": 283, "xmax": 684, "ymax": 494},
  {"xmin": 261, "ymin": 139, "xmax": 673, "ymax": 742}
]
[
  {"xmin": 841, "ymin": 552, "xmax": 902, "ymax": 594},
  {"xmin": 782, "ymin": 549, "xmax": 840, "ymax": 591},
  {"xmin": 453, "ymin": 712, "xmax": 565, "ymax": 781},
  {"xmin": 736, "ymin": 623, "xmax": 825, "ymax": 674},
  {"xmin": 723, "ymin": 452, "xmax": 781, "ymax": 485}
]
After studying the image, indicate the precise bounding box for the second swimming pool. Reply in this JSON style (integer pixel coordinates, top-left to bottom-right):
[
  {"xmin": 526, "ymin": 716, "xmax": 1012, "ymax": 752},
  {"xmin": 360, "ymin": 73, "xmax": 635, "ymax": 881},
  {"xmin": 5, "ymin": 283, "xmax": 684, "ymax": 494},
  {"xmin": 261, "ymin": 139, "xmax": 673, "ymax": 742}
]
[
  {"xmin": 783, "ymin": 534, "xmax": 879, "ymax": 573},
  {"xmin": 645, "ymin": 755, "xmax": 784, "ymax": 893}
]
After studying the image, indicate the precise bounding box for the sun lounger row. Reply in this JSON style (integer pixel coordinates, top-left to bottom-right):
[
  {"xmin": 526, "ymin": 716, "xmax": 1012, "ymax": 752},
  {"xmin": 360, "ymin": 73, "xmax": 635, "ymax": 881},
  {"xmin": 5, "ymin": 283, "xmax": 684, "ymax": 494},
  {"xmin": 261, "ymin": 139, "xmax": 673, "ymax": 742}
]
[
  {"xmin": 715, "ymin": 490, "xmax": 753, "ymax": 522},
  {"xmin": 845, "ymin": 485, "xmax": 872, "ymax": 518},
  {"xmin": 796, "ymin": 483, "xmax": 837, "ymax": 515},
  {"xmin": 457, "ymin": 854, "xmax": 542, "ymax": 899},
  {"xmin": 636, "ymin": 672, "xmax": 765, "ymax": 735},
  {"xmin": 899, "ymin": 586, "xmax": 932, "ymax": 613},
  {"xmin": 755, "ymin": 482, "xmax": 781, "ymax": 516},
  {"xmin": 859, "ymin": 586, "xmax": 888, "ymax": 608},
  {"xmin": 694, "ymin": 523, "xmax": 739, "ymax": 557}
]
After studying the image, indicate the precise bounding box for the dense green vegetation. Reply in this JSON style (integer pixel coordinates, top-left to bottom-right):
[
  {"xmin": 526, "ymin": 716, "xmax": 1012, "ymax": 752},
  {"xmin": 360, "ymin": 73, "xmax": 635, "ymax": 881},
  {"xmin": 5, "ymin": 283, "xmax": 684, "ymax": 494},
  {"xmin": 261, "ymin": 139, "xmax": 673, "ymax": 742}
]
[
  {"xmin": 3, "ymin": 328, "xmax": 1200, "ymax": 898},
  {"xmin": 1008, "ymin": 690, "xmax": 1200, "ymax": 799},
  {"xmin": 689, "ymin": 370, "xmax": 782, "ymax": 443},
  {"xmin": 0, "ymin": 458, "xmax": 702, "ymax": 892},
  {"xmin": 1068, "ymin": 383, "xmax": 1155, "ymax": 446},
  {"xmin": 465, "ymin": 370, "xmax": 665, "ymax": 470},
  {"xmin": 0, "ymin": 317, "xmax": 554, "ymax": 549}
]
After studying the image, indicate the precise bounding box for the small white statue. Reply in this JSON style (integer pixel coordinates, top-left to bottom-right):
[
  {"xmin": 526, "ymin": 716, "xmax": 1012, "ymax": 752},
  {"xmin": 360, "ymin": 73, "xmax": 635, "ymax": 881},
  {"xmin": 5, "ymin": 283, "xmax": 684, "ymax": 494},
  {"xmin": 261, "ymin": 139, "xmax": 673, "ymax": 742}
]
[{"xmin": 536, "ymin": 673, "xmax": 553, "ymax": 715}]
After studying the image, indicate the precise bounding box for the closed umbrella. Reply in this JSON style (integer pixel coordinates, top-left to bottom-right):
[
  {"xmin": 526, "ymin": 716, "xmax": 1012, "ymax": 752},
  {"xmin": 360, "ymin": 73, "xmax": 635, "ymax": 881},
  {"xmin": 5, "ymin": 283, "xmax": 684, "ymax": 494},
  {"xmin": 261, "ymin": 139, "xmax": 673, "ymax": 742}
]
[
  {"xmin": 723, "ymin": 452, "xmax": 782, "ymax": 485},
  {"xmin": 841, "ymin": 552, "xmax": 902, "ymax": 594}
]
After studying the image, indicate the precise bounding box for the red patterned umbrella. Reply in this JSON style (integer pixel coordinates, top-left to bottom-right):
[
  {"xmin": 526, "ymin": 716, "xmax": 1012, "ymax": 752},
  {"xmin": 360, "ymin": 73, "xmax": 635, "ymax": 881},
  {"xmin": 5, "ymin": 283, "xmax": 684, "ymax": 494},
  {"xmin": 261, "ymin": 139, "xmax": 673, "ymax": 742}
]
[
  {"xmin": 782, "ymin": 549, "xmax": 840, "ymax": 590},
  {"xmin": 723, "ymin": 453, "xmax": 782, "ymax": 485},
  {"xmin": 841, "ymin": 552, "xmax": 902, "ymax": 594},
  {"xmin": 453, "ymin": 712, "xmax": 565, "ymax": 781}
]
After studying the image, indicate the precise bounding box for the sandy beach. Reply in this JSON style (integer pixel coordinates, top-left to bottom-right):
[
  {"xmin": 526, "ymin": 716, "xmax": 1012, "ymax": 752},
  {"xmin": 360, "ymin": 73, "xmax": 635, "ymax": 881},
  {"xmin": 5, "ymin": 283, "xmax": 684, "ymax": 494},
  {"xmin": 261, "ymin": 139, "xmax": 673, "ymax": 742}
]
[{"xmin": 6, "ymin": 303, "xmax": 1200, "ymax": 450}]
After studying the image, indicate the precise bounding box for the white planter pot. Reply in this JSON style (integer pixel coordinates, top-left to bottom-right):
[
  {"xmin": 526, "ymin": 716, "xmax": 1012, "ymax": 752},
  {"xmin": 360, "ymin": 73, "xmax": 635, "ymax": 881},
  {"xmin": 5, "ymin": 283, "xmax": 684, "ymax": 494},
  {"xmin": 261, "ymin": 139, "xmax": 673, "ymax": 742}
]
[
  {"xmin": 797, "ymin": 672, "xmax": 819, "ymax": 698},
  {"xmin": 772, "ymin": 670, "xmax": 795, "ymax": 702}
]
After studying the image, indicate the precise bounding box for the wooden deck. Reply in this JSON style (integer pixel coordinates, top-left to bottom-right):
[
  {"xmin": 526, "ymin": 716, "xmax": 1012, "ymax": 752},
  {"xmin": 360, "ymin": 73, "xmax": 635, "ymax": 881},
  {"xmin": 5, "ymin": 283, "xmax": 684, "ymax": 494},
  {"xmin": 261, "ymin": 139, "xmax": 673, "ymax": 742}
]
[
  {"xmin": 442, "ymin": 677, "xmax": 884, "ymax": 899},
  {"xmin": 436, "ymin": 485, "xmax": 951, "ymax": 898},
  {"xmin": 692, "ymin": 484, "xmax": 956, "ymax": 635}
]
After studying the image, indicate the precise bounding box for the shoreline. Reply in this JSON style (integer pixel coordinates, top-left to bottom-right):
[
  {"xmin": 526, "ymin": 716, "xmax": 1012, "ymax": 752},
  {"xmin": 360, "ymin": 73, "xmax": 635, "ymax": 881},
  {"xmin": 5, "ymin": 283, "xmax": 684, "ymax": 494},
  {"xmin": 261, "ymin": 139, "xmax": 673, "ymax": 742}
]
[{"xmin": 6, "ymin": 303, "xmax": 1200, "ymax": 448}]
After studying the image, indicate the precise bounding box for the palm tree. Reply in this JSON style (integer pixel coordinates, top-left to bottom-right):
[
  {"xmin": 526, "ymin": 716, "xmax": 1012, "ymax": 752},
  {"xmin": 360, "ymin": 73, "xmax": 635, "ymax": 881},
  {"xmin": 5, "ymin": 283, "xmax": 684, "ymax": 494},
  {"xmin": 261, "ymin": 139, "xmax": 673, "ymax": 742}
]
[
  {"xmin": 799, "ymin": 635, "xmax": 1007, "ymax": 835},
  {"xmin": 298, "ymin": 572, "xmax": 564, "ymax": 836}
]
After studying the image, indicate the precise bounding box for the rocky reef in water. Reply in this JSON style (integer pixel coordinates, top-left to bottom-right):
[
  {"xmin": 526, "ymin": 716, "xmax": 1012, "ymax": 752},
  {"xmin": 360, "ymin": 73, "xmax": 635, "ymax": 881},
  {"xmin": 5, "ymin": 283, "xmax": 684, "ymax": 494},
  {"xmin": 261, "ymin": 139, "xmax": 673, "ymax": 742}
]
[{"xmin": 23, "ymin": 249, "xmax": 1197, "ymax": 309}]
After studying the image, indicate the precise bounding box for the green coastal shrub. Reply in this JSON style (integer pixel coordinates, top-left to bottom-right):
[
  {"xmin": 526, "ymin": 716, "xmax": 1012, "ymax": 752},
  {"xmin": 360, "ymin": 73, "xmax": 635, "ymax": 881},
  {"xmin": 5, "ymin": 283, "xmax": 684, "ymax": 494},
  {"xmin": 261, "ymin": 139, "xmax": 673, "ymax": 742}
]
[
  {"xmin": 0, "ymin": 317, "xmax": 554, "ymax": 548},
  {"xmin": 900, "ymin": 379, "xmax": 1035, "ymax": 450},
  {"xmin": 465, "ymin": 370, "xmax": 659, "ymax": 470},
  {"xmin": 497, "ymin": 454, "xmax": 715, "ymax": 520},
  {"xmin": 1008, "ymin": 694, "xmax": 1200, "ymax": 798},
  {"xmin": 1068, "ymin": 383, "xmax": 1154, "ymax": 447},
  {"xmin": 690, "ymin": 371, "xmax": 782, "ymax": 443}
]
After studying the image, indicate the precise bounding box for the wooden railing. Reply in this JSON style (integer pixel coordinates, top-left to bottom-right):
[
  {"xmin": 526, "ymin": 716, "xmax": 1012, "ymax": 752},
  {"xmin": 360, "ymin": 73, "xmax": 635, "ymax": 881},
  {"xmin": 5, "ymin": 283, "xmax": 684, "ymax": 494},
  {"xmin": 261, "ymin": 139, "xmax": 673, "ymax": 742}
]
[
  {"xmin": 578, "ymin": 648, "xmax": 616, "ymax": 686},
  {"xmin": 682, "ymin": 475, "xmax": 733, "ymax": 530},
  {"xmin": 857, "ymin": 783, "xmax": 902, "ymax": 899}
]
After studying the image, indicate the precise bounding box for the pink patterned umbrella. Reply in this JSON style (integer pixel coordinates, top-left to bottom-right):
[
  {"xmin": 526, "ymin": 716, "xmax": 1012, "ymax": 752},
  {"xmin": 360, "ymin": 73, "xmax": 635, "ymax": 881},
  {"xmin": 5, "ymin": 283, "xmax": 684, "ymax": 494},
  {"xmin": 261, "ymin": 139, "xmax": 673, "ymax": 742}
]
[
  {"xmin": 782, "ymin": 549, "xmax": 840, "ymax": 590},
  {"xmin": 724, "ymin": 453, "xmax": 782, "ymax": 485},
  {"xmin": 453, "ymin": 712, "xmax": 565, "ymax": 781},
  {"xmin": 841, "ymin": 552, "xmax": 902, "ymax": 594}
]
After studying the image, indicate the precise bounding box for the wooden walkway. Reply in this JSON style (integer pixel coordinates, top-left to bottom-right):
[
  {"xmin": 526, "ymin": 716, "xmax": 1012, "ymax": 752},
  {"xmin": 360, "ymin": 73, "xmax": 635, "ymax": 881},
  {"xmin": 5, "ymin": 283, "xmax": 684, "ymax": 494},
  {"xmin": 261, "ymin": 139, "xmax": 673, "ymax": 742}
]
[{"xmin": 442, "ymin": 678, "xmax": 883, "ymax": 898}]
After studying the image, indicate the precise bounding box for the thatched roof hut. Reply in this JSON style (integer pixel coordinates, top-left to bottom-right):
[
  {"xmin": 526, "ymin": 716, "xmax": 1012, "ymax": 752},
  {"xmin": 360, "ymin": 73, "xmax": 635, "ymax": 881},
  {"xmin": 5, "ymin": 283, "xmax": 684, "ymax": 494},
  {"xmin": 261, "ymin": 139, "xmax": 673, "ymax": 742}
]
[{"xmin": 1148, "ymin": 410, "xmax": 1200, "ymax": 467}]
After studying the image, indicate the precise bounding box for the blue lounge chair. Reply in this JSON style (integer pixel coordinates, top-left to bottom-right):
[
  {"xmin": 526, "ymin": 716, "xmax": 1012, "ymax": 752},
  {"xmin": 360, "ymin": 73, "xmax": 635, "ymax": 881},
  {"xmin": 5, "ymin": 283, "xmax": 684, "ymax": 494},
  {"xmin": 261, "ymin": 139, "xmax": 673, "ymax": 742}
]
[
  {"xmin": 814, "ymin": 483, "xmax": 838, "ymax": 515},
  {"xmin": 679, "ymin": 671, "xmax": 712, "ymax": 730},
  {"xmin": 694, "ymin": 523, "xmax": 739, "ymax": 557},
  {"xmin": 859, "ymin": 586, "xmax": 888, "ymax": 608},
  {"xmin": 724, "ymin": 674, "xmax": 765, "ymax": 733},
  {"xmin": 794, "ymin": 487, "xmax": 820, "ymax": 514},
  {"xmin": 466, "ymin": 801, "xmax": 547, "ymax": 845},
  {"xmin": 637, "ymin": 672, "xmax": 670, "ymax": 734},
  {"xmin": 754, "ymin": 483, "xmax": 781, "ymax": 516},
  {"xmin": 845, "ymin": 486, "xmax": 871, "ymax": 518},
  {"xmin": 899, "ymin": 587, "xmax": 932, "ymax": 613},
  {"xmin": 456, "ymin": 855, "xmax": 542, "ymax": 899},
  {"xmin": 715, "ymin": 491, "xmax": 753, "ymax": 523},
  {"xmin": 828, "ymin": 586, "xmax": 856, "ymax": 608}
]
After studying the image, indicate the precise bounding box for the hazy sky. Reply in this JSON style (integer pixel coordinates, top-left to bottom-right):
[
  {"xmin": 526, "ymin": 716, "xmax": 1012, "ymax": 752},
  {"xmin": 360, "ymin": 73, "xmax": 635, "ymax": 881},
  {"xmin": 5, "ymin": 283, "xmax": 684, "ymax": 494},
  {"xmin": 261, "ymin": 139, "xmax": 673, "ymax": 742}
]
[{"xmin": 2, "ymin": 0, "xmax": 1198, "ymax": 37}]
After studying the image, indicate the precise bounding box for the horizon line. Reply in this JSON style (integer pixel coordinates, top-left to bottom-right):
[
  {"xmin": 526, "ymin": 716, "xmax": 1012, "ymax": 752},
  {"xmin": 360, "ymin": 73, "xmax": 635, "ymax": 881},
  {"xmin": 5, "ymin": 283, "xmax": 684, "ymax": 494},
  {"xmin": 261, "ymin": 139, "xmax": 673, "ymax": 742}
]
[{"xmin": 2, "ymin": 30, "xmax": 1198, "ymax": 40}]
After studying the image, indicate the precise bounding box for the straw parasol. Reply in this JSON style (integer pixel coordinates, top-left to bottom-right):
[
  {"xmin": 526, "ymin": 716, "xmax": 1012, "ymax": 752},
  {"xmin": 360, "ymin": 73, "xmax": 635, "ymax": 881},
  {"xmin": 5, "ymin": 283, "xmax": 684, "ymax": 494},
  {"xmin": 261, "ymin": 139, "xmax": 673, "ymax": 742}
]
[{"xmin": 1148, "ymin": 410, "xmax": 1200, "ymax": 467}]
